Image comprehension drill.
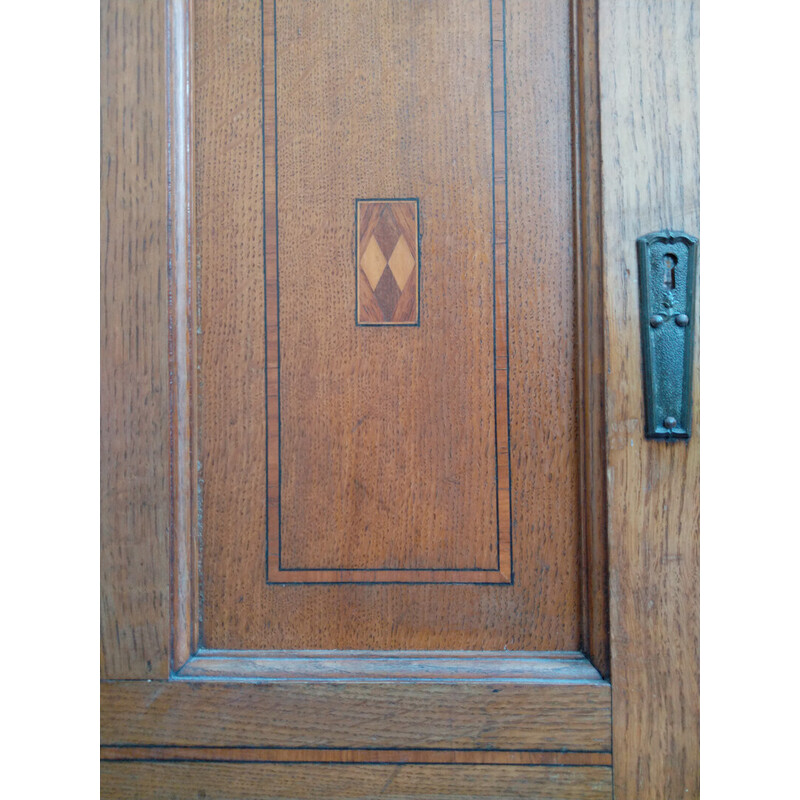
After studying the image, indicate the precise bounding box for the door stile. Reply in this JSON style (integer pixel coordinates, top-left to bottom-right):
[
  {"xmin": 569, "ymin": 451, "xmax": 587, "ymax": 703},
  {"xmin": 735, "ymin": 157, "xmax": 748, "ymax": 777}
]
[
  {"xmin": 101, "ymin": 0, "xmax": 172, "ymax": 680},
  {"xmin": 598, "ymin": 1, "xmax": 700, "ymax": 797}
]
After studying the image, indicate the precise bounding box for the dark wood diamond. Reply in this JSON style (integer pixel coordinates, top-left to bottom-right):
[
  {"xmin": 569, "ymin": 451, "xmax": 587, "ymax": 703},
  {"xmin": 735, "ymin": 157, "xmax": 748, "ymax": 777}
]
[
  {"xmin": 372, "ymin": 264, "xmax": 402, "ymax": 321},
  {"xmin": 372, "ymin": 205, "xmax": 403, "ymax": 262}
]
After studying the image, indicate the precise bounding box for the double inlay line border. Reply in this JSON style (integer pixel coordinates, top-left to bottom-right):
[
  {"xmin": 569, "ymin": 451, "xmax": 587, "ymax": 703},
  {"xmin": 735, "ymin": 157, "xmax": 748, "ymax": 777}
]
[{"xmin": 264, "ymin": 0, "xmax": 512, "ymax": 584}]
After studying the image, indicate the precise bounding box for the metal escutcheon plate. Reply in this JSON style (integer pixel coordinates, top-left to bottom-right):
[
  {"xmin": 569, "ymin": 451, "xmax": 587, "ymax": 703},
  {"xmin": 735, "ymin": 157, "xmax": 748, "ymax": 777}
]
[{"xmin": 637, "ymin": 230, "xmax": 698, "ymax": 440}]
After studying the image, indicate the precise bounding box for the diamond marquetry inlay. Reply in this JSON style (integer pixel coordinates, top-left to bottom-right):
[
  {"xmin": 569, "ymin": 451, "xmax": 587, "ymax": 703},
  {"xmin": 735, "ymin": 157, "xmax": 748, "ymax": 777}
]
[
  {"xmin": 356, "ymin": 199, "xmax": 419, "ymax": 325},
  {"xmin": 389, "ymin": 234, "xmax": 415, "ymax": 291},
  {"xmin": 361, "ymin": 235, "xmax": 387, "ymax": 291}
]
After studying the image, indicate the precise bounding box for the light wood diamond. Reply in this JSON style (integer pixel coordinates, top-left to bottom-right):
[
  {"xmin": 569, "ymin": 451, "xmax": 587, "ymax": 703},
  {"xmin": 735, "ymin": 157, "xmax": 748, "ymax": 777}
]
[
  {"xmin": 360, "ymin": 235, "xmax": 387, "ymax": 290},
  {"xmin": 388, "ymin": 235, "xmax": 415, "ymax": 291}
]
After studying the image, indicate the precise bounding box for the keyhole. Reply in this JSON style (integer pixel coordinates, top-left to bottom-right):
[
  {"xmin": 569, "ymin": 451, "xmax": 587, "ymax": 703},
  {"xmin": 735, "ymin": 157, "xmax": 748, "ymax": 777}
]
[{"xmin": 663, "ymin": 253, "xmax": 678, "ymax": 289}]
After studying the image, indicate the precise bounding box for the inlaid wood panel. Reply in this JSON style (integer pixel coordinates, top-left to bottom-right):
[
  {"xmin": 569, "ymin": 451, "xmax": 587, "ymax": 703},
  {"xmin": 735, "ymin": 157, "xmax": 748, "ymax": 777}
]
[
  {"xmin": 198, "ymin": 0, "xmax": 581, "ymax": 649},
  {"xmin": 262, "ymin": 0, "xmax": 512, "ymax": 584},
  {"xmin": 357, "ymin": 199, "xmax": 420, "ymax": 326}
]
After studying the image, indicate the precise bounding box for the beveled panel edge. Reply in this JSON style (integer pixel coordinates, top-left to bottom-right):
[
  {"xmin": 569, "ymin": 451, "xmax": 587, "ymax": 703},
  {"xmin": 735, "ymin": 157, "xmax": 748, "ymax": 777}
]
[
  {"xmin": 175, "ymin": 649, "xmax": 605, "ymax": 683},
  {"xmin": 570, "ymin": 0, "xmax": 610, "ymax": 679},
  {"xmin": 167, "ymin": 0, "xmax": 200, "ymax": 672}
]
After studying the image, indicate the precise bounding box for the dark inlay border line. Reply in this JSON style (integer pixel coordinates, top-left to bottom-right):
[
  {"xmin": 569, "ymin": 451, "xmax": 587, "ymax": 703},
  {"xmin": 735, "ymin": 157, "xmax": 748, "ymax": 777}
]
[
  {"xmin": 101, "ymin": 745, "xmax": 612, "ymax": 766},
  {"xmin": 265, "ymin": 0, "xmax": 512, "ymax": 583}
]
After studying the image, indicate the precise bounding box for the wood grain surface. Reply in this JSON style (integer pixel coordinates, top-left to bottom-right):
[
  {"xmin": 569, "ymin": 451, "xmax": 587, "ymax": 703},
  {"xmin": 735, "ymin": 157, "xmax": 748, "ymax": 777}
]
[
  {"xmin": 99, "ymin": 0, "xmax": 702, "ymax": 793},
  {"xmin": 101, "ymin": 762, "xmax": 612, "ymax": 800},
  {"xmin": 599, "ymin": 0, "xmax": 700, "ymax": 797},
  {"xmin": 197, "ymin": 0, "xmax": 582, "ymax": 651},
  {"xmin": 101, "ymin": 679, "xmax": 611, "ymax": 751},
  {"xmin": 100, "ymin": 0, "xmax": 170, "ymax": 679}
]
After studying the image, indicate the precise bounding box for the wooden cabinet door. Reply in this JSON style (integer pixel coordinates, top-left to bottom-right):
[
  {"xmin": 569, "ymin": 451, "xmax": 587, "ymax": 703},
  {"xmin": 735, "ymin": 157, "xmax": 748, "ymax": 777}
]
[{"xmin": 101, "ymin": 1, "xmax": 698, "ymax": 798}]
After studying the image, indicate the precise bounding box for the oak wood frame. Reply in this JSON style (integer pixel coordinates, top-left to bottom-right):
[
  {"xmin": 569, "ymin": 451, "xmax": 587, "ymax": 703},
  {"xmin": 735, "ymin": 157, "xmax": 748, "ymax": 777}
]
[
  {"xmin": 599, "ymin": 2, "xmax": 700, "ymax": 797},
  {"xmin": 101, "ymin": 0, "xmax": 699, "ymax": 795}
]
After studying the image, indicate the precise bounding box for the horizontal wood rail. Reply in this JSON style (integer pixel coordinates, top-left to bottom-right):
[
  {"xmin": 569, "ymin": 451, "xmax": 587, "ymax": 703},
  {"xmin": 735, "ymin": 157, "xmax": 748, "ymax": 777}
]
[
  {"xmin": 101, "ymin": 678, "xmax": 610, "ymax": 752},
  {"xmin": 101, "ymin": 762, "xmax": 613, "ymax": 799}
]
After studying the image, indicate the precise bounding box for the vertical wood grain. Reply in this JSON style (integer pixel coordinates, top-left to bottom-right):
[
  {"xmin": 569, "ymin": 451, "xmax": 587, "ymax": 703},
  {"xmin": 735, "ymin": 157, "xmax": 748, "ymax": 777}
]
[
  {"xmin": 598, "ymin": 1, "xmax": 699, "ymax": 797},
  {"xmin": 101, "ymin": 0, "xmax": 170, "ymax": 678},
  {"xmin": 198, "ymin": 0, "xmax": 581, "ymax": 651}
]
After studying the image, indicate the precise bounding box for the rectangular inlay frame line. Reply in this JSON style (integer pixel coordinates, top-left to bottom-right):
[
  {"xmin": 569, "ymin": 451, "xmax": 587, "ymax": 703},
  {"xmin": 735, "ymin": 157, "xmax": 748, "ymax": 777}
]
[
  {"xmin": 356, "ymin": 198, "xmax": 421, "ymax": 326},
  {"xmin": 264, "ymin": 0, "xmax": 512, "ymax": 583}
]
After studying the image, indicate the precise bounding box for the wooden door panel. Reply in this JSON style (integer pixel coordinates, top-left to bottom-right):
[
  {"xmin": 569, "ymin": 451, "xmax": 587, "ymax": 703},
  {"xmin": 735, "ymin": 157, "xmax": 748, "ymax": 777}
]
[
  {"xmin": 101, "ymin": 0, "xmax": 700, "ymax": 797},
  {"xmin": 197, "ymin": 0, "xmax": 583, "ymax": 653}
]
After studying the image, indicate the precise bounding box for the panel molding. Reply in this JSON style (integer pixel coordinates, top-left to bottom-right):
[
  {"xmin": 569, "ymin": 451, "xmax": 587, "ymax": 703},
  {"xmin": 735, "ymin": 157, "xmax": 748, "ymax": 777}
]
[
  {"xmin": 167, "ymin": 0, "xmax": 199, "ymax": 674},
  {"xmin": 570, "ymin": 0, "xmax": 609, "ymax": 678},
  {"xmin": 175, "ymin": 649, "xmax": 603, "ymax": 682}
]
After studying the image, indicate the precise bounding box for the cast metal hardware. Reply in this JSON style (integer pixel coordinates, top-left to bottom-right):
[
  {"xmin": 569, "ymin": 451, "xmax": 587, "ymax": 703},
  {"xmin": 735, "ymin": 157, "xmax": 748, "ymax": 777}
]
[{"xmin": 637, "ymin": 230, "xmax": 698, "ymax": 440}]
